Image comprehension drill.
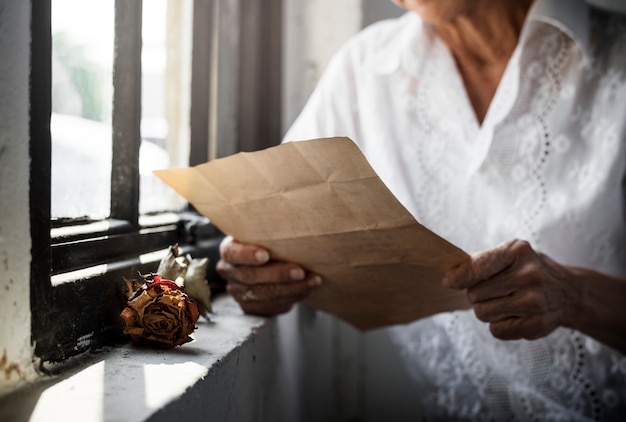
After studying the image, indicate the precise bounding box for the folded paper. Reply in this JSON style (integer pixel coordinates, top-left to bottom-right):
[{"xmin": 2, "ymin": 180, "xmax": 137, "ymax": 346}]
[{"xmin": 155, "ymin": 137, "xmax": 470, "ymax": 330}]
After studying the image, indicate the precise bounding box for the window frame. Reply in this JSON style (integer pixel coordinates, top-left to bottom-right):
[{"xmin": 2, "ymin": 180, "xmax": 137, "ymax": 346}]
[{"xmin": 30, "ymin": 0, "xmax": 283, "ymax": 364}]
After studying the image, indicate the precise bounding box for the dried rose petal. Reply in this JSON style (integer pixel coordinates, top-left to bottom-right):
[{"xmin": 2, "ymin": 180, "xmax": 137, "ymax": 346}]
[
  {"xmin": 156, "ymin": 244, "xmax": 187, "ymax": 282},
  {"xmin": 183, "ymin": 257, "xmax": 213, "ymax": 317}
]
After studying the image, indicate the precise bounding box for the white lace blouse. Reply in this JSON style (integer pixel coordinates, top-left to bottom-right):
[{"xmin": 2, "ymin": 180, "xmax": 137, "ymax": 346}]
[{"xmin": 284, "ymin": 0, "xmax": 626, "ymax": 420}]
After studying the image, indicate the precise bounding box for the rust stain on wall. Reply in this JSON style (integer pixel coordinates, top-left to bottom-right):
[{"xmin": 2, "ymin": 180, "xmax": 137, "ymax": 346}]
[{"xmin": 0, "ymin": 348, "xmax": 23, "ymax": 380}]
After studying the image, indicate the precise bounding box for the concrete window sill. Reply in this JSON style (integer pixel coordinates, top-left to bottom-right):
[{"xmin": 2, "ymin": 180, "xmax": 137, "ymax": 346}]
[{"xmin": 0, "ymin": 295, "xmax": 271, "ymax": 422}]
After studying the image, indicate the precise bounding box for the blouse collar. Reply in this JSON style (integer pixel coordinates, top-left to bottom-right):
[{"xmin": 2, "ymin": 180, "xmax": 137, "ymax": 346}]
[{"xmin": 527, "ymin": 0, "xmax": 591, "ymax": 61}]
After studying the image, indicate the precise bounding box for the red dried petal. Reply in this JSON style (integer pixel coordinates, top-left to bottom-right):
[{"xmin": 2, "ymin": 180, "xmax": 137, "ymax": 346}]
[{"xmin": 151, "ymin": 278, "xmax": 180, "ymax": 291}]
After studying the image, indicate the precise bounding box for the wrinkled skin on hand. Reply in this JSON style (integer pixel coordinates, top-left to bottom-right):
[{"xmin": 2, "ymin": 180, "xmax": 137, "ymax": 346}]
[
  {"xmin": 442, "ymin": 239, "xmax": 580, "ymax": 341},
  {"xmin": 216, "ymin": 236, "xmax": 322, "ymax": 316}
]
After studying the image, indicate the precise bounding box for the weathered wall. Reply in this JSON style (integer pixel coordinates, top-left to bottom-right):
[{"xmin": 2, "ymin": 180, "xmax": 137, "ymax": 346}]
[
  {"xmin": 282, "ymin": 0, "xmax": 403, "ymax": 133},
  {"xmin": 0, "ymin": 0, "xmax": 39, "ymax": 395},
  {"xmin": 281, "ymin": 0, "xmax": 362, "ymax": 133}
]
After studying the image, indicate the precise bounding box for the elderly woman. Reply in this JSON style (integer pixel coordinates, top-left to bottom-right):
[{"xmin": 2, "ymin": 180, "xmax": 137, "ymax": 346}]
[{"xmin": 218, "ymin": 0, "xmax": 626, "ymax": 419}]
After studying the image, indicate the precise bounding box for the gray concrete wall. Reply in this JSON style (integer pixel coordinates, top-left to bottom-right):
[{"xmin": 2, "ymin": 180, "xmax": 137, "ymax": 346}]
[
  {"xmin": 282, "ymin": 0, "xmax": 403, "ymax": 134},
  {"xmin": 0, "ymin": 0, "xmax": 39, "ymax": 395},
  {"xmin": 284, "ymin": 308, "xmax": 422, "ymax": 421}
]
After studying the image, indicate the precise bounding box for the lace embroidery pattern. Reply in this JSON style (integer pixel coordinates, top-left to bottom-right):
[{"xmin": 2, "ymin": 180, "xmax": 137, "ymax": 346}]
[
  {"xmin": 391, "ymin": 311, "xmax": 626, "ymax": 421},
  {"xmin": 388, "ymin": 14, "xmax": 626, "ymax": 422},
  {"xmin": 524, "ymin": 31, "xmax": 570, "ymax": 244}
]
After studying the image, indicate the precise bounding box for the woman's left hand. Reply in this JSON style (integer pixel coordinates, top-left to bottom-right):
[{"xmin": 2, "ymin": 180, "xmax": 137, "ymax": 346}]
[{"xmin": 442, "ymin": 239, "xmax": 580, "ymax": 341}]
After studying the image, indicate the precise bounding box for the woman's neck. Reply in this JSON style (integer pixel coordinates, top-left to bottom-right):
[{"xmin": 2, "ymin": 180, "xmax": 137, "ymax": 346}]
[{"xmin": 433, "ymin": 0, "xmax": 533, "ymax": 123}]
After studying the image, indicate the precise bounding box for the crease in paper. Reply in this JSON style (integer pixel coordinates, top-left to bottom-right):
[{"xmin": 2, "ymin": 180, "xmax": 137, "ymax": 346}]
[{"xmin": 155, "ymin": 137, "xmax": 470, "ymax": 330}]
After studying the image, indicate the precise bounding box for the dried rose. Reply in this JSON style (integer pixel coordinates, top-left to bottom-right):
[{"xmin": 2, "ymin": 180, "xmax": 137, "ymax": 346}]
[{"xmin": 120, "ymin": 274, "xmax": 200, "ymax": 348}]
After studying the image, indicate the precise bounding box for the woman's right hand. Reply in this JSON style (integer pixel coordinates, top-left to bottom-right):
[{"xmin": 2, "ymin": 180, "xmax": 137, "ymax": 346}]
[{"xmin": 216, "ymin": 236, "xmax": 322, "ymax": 316}]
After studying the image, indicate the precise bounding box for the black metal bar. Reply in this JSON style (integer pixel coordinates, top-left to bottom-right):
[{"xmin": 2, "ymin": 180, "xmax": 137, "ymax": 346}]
[
  {"xmin": 30, "ymin": 0, "xmax": 54, "ymax": 358},
  {"xmin": 238, "ymin": 0, "xmax": 283, "ymax": 152},
  {"xmin": 111, "ymin": 0, "xmax": 143, "ymax": 225},
  {"xmin": 260, "ymin": 0, "xmax": 283, "ymax": 148},
  {"xmin": 51, "ymin": 226, "xmax": 180, "ymax": 275},
  {"xmin": 189, "ymin": 0, "xmax": 215, "ymax": 166}
]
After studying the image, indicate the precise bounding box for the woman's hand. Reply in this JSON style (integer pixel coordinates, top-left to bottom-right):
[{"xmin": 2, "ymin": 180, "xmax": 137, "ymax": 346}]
[
  {"xmin": 442, "ymin": 239, "xmax": 580, "ymax": 341},
  {"xmin": 443, "ymin": 239, "xmax": 626, "ymax": 354},
  {"xmin": 216, "ymin": 236, "xmax": 322, "ymax": 316}
]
